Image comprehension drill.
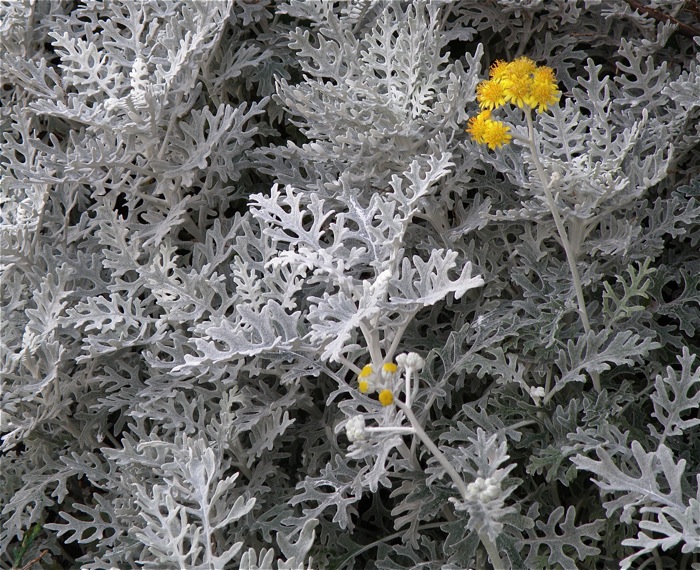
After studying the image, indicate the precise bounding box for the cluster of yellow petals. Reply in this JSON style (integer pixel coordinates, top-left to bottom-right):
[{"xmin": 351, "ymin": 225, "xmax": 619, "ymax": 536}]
[
  {"xmin": 527, "ymin": 66, "xmax": 560, "ymax": 112},
  {"xmin": 357, "ymin": 364, "xmax": 373, "ymax": 394},
  {"xmin": 466, "ymin": 110, "xmax": 512, "ymax": 150},
  {"xmin": 357, "ymin": 363, "xmax": 398, "ymax": 406},
  {"xmin": 467, "ymin": 56, "xmax": 560, "ymax": 149}
]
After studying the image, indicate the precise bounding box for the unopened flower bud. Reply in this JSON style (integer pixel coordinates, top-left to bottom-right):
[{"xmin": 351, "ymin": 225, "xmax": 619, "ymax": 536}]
[
  {"xmin": 465, "ymin": 477, "xmax": 500, "ymax": 501},
  {"xmin": 345, "ymin": 415, "xmax": 367, "ymax": 443},
  {"xmin": 396, "ymin": 352, "xmax": 425, "ymax": 372}
]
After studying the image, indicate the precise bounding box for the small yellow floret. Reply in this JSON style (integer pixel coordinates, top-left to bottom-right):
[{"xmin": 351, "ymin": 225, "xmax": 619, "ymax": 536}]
[
  {"xmin": 482, "ymin": 120, "xmax": 512, "ymax": 150},
  {"xmin": 382, "ymin": 362, "xmax": 398, "ymax": 374},
  {"xmin": 358, "ymin": 380, "xmax": 370, "ymax": 394},
  {"xmin": 526, "ymin": 67, "xmax": 560, "ymax": 112},
  {"xmin": 359, "ymin": 364, "xmax": 373, "ymax": 378},
  {"xmin": 466, "ymin": 110, "xmax": 492, "ymax": 144},
  {"xmin": 532, "ymin": 65, "xmax": 556, "ymax": 83},
  {"xmin": 476, "ymin": 79, "xmax": 507, "ymax": 110},
  {"xmin": 489, "ymin": 60, "xmax": 510, "ymax": 81},
  {"xmin": 506, "ymin": 56, "xmax": 537, "ymax": 78},
  {"xmin": 378, "ymin": 389, "xmax": 394, "ymax": 406},
  {"xmin": 503, "ymin": 74, "xmax": 532, "ymax": 109}
]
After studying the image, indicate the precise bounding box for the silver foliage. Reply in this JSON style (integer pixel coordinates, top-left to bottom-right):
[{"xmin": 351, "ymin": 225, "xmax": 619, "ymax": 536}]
[{"xmin": 1, "ymin": 0, "xmax": 700, "ymax": 568}]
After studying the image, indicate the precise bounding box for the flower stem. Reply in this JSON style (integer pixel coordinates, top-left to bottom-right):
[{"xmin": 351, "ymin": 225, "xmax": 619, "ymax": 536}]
[
  {"xmin": 395, "ymin": 400, "xmax": 470, "ymax": 498},
  {"xmin": 525, "ymin": 113, "xmax": 591, "ymax": 335},
  {"xmin": 394, "ymin": 400, "xmax": 507, "ymax": 569},
  {"xmin": 479, "ymin": 531, "xmax": 507, "ymax": 570},
  {"xmin": 524, "ymin": 113, "xmax": 600, "ymax": 392}
]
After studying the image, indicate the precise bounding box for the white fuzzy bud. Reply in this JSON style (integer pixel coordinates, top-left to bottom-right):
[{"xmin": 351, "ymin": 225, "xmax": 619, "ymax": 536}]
[
  {"xmin": 345, "ymin": 415, "xmax": 367, "ymax": 443},
  {"xmin": 529, "ymin": 386, "xmax": 546, "ymax": 406},
  {"xmin": 466, "ymin": 477, "xmax": 486, "ymax": 499},
  {"xmin": 405, "ymin": 352, "xmax": 424, "ymax": 371},
  {"xmin": 465, "ymin": 477, "xmax": 500, "ymax": 502},
  {"xmin": 481, "ymin": 479, "xmax": 501, "ymax": 501},
  {"xmin": 396, "ymin": 352, "xmax": 424, "ymax": 372}
]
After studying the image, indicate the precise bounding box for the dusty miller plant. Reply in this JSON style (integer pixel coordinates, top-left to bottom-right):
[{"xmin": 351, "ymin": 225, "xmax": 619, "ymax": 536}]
[{"xmin": 1, "ymin": 0, "xmax": 700, "ymax": 569}]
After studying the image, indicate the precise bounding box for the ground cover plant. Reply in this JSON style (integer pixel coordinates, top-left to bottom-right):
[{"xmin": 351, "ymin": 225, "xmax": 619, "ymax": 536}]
[{"xmin": 1, "ymin": 0, "xmax": 700, "ymax": 568}]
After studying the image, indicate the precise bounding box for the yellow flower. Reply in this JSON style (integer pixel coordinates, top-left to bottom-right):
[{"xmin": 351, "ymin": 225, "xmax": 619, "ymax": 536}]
[
  {"xmin": 482, "ymin": 120, "xmax": 512, "ymax": 150},
  {"xmin": 466, "ymin": 110, "xmax": 492, "ymax": 144},
  {"xmin": 359, "ymin": 364, "xmax": 373, "ymax": 378},
  {"xmin": 381, "ymin": 362, "xmax": 398, "ymax": 377},
  {"xmin": 502, "ymin": 73, "xmax": 532, "ymax": 109},
  {"xmin": 505, "ymin": 56, "xmax": 537, "ymax": 78},
  {"xmin": 526, "ymin": 66, "xmax": 560, "ymax": 112},
  {"xmin": 467, "ymin": 58, "xmax": 558, "ymax": 149},
  {"xmin": 358, "ymin": 364, "xmax": 375, "ymax": 394},
  {"xmin": 489, "ymin": 59, "xmax": 510, "ymax": 81},
  {"xmin": 476, "ymin": 79, "xmax": 507, "ymax": 110},
  {"xmin": 532, "ymin": 65, "xmax": 556, "ymax": 83},
  {"xmin": 378, "ymin": 389, "xmax": 394, "ymax": 406}
]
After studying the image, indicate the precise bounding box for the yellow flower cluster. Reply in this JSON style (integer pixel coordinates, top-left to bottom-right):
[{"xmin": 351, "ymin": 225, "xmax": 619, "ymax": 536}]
[
  {"xmin": 357, "ymin": 362, "xmax": 398, "ymax": 407},
  {"xmin": 357, "ymin": 364, "xmax": 374, "ymax": 395},
  {"xmin": 467, "ymin": 56, "xmax": 560, "ymax": 150}
]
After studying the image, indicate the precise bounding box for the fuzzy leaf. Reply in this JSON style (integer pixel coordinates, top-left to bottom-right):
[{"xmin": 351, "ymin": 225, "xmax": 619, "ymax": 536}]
[
  {"xmin": 650, "ymin": 347, "xmax": 700, "ymax": 438},
  {"xmin": 521, "ymin": 506, "xmax": 604, "ymax": 570}
]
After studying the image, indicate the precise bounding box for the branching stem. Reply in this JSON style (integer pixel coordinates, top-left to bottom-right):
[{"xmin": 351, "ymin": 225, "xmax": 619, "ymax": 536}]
[
  {"xmin": 523, "ymin": 113, "xmax": 600, "ymax": 392},
  {"xmin": 394, "ymin": 399, "xmax": 507, "ymax": 569}
]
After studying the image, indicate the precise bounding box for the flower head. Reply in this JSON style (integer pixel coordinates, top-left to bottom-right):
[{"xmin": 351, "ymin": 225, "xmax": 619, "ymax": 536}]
[
  {"xmin": 489, "ymin": 59, "xmax": 510, "ymax": 81},
  {"xmin": 506, "ymin": 56, "xmax": 537, "ymax": 78},
  {"xmin": 465, "ymin": 110, "xmax": 491, "ymax": 145},
  {"xmin": 476, "ymin": 79, "xmax": 507, "ymax": 110},
  {"xmin": 359, "ymin": 364, "xmax": 373, "ymax": 377},
  {"xmin": 525, "ymin": 66, "xmax": 560, "ymax": 112},
  {"xmin": 482, "ymin": 120, "xmax": 512, "ymax": 150},
  {"xmin": 381, "ymin": 362, "xmax": 398, "ymax": 379},
  {"xmin": 466, "ymin": 110, "xmax": 511, "ymax": 150},
  {"xmin": 502, "ymin": 73, "xmax": 531, "ymax": 109},
  {"xmin": 345, "ymin": 415, "xmax": 367, "ymax": 442},
  {"xmin": 358, "ymin": 364, "xmax": 376, "ymax": 394},
  {"xmin": 378, "ymin": 389, "xmax": 394, "ymax": 406},
  {"xmin": 467, "ymin": 57, "xmax": 560, "ymax": 148}
]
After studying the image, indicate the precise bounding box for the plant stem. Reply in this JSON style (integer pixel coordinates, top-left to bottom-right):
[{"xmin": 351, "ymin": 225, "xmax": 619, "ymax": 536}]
[
  {"xmin": 524, "ymin": 113, "xmax": 600, "ymax": 392},
  {"xmin": 479, "ymin": 531, "xmax": 507, "ymax": 570},
  {"xmin": 394, "ymin": 400, "xmax": 507, "ymax": 569},
  {"xmin": 525, "ymin": 113, "xmax": 591, "ymax": 335},
  {"xmin": 395, "ymin": 399, "xmax": 470, "ymax": 498}
]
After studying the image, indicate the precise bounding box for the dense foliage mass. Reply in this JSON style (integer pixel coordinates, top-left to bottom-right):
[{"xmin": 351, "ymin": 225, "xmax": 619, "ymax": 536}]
[{"xmin": 1, "ymin": 1, "xmax": 699, "ymax": 568}]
